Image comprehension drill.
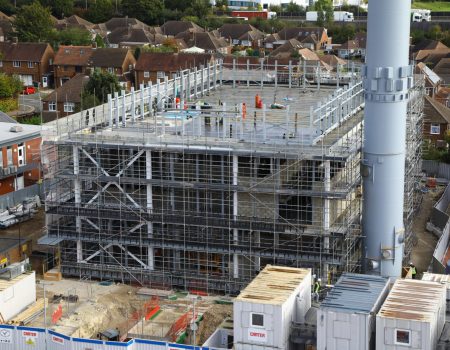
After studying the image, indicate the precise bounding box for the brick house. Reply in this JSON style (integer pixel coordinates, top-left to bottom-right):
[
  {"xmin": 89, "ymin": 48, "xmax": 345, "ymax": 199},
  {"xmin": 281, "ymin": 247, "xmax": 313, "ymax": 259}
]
[
  {"xmin": 53, "ymin": 45, "xmax": 93, "ymax": 88},
  {"xmin": 42, "ymin": 74, "xmax": 89, "ymax": 122},
  {"xmin": 88, "ymin": 48, "xmax": 136, "ymax": 89},
  {"xmin": 0, "ymin": 122, "xmax": 41, "ymax": 196},
  {"xmin": 0, "ymin": 42, "xmax": 54, "ymax": 87},
  {"xmin": 423, "ymin": 95, "xmax": 450, "ymax": 147},
  {"xmin": 274, "ymin": 27, "xmax": 330, "ymax": 51},
  {"xmin": 134, "ymin": 52, "xmax": 213, "ymax": 87}
]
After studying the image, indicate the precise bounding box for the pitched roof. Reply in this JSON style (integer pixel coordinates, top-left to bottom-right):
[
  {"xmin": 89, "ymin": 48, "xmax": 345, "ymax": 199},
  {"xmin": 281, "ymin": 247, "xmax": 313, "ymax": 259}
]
[
  {"xmin": 299, "ymin": 48, "xmax": 320, "ymax": 61},
  {"xmin": 65, "ymin": 15, "xmax": 94, "ymax": 27},
  {"xmin": 0, "ymin": 42, "xmax": 51, "ymax": 62},
  {"xmin": 277, "ymin": 27, "xmax": 326, "ymax": 42},
  {"xmin": 300, "ymin": 33, "xmax": 318, "ymax": 45},
  {"xmin": 320, "ymin": 54, "xmax": 347, "ymax": 67},
  {"xmin": 354, "ymin": 32, "xmax": 367, "ymax": 49},
  {"xmin": 340, "ymin": 40, "xmax": 360, "ymax": 50},
  {"xmin": 270, "ymin": 39, "xmax": 302, "ymax": 58},
  {"xmin": 424, "ymin": 95, "xmax": 450, "ymax": 124},
  {"xmin": 53, "ymin": 45, "xmax": 93, "ymax": 66},
  {"xmin": 43, "ymin": 74, "xmax": 89, "ymax": 104},
  {"xmin": 160, "ymin": 21, "xmax": 203, "ymax": 36},
  {"xmin": 413, "ymin": 39, "xmax": 449, "ymax": 53},
  {"xmin": 434, "ymin": 58, "xmax": 450, "ymax": 76},
  {"xmin": 265, "ymin": 33, "xmax": 281, "ymax": 43},
  {"xmin": 416, "ymin": 62, "xmax": 442, "ymax": 85},
  {"xmin": 107, "ymin": 27, "xmax": 154, "ymax": 45},
  {"xmin": 0, "ymin": 111, "xmax": 17, "ymax": 124},
  {"xmin": 414, "ymin": 48, "xmax": 450, "ymax": 62},
  {"xmin": 188, "ymin": 32, "xmax": 229, "ymax": 51},
  {"xmin": 103, "ymin": 17, "xmax": 149, "ymax": 31},
  {"xmin": 89, "ymin": 48, "xmax": 134, "ymax": 68},
  {"xmin": 135, "ymin": 52, "xmax": 212, "ymax": 72},
  {"xmin": 218, "ymin": 23, "xmax": 263, "ymax": 40}
]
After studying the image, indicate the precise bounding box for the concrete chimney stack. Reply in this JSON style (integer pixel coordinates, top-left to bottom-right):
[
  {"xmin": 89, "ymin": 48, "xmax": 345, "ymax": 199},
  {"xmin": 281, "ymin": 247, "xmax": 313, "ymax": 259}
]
[{"xmin": 362, "ymin": 0, "xmax": 412, "ymax": 278}]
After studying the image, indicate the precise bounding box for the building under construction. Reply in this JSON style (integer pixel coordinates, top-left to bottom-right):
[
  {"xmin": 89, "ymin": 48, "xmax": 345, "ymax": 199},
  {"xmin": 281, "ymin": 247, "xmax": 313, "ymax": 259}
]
[{"xmin": 42, "ymin": 60, "xmax": 424, "ymax": 293}]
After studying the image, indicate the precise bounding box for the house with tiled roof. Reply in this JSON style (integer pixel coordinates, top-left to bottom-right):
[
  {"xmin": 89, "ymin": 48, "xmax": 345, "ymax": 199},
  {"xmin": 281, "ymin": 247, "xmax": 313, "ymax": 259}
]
[
  {"xmin": 53, "ymin": 45, "xmax": 94, "ymax": 87},
  {"xmin": 337, "ymin": 40, "xmax": 360, "ymax": 59},
  {"xmin": 106, "ymin": 27, "xmax": 166, "ymax": 48},
  {"xmin": 269, "ymin": 39, "xmax": 303, "ymax": 59},
  {"xmin": 0, "ymin": 42, "xmax": 54, "ymax": 87},
  {"xmin": 320, "ymin": 54, "xmax": 347, "ymax": 71},
  {"xmin": 416, "ymin": 62, "xmax": 443, "ymax": 97},
  {"xmin": 160, "ymin": 21, "xmax": 203, "ymax": 37},
  {"xmin": 88, "ymin": 48, "xmax": 136, "ymax": 89},
  {"xmin": 134, "ymin": 52, "xmax": 213, "ymax": 87},
  {"xmin": 42, "ymin": 74, "xmax": 89, "ymax": 121},
  {"xmin": 56, "ymin": 15, "xmax": 94, "ymax": 31},
  {"xmin": 218, "ymin": 24, "xmax": 264, "ymax": 47},
  {"xmin": 275, "ymin": 27, "xmax": 329, "ymax": 50},
  {"xmin": 423, "ymin": 94, "xmax": 450, "ymax": 146},
  {"xmin": 185, "ymin": 32, "xmax": 231, "ymax": 55}
]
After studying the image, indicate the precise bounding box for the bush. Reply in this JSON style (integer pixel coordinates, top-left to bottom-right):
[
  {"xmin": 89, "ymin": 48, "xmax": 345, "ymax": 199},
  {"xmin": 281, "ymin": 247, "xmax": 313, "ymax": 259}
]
[
  {"xmin": 0, "ymin": 97, "xmax": 18, "ymax": 112},
  {"xmin": 19, "ymin": 115, "xmax": 41, "ymax": 125}
]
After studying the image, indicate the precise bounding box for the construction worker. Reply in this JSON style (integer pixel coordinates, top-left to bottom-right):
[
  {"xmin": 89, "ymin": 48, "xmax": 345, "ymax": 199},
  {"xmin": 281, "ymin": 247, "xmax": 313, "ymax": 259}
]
[
  {"xmin": 313, "ymin": 278, "xmax": 321, "ymax": 302},
  {"xmin": 409, "ymin": 262, "xmax": 417, "ymax": 279}
]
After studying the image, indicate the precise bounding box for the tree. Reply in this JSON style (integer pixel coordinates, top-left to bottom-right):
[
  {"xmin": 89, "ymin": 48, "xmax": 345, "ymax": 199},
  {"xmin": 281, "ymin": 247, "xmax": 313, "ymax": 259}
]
[
  {"xmin": 285, "ymin": 1, "xmax": 302, "ymax": 13},
  {"xmin": 84, "ymin": 69, "xmax": 121, "ymax": 103},
  {"xmin": 55, "ymin": 27, "xmax": 92, "ymax": 46},
  {"xmin": 14, "ymin": 2, "xmax": 55, "ymax": 42},
  {"xmin": 40, "ymin": 0, "xmax": 73, "ymax": 18},
  {"xmin": 85, "ymin": 0, "xmax": 114, "ymax": 23},
  {"xmin": 0, "ymin": 74, "xmax": 22, "ymax": 98},
  {"xmin": 314, "ymin": 0, "xmax": 333, "ymax": 26},
  {"xmin": 165, "ymin": 0, "xmax": 190, "ymax": 12},
  {"xmin": 186, "ymin": 0, "xmax": 212, "ymax": 19},
  {"xmin": 215, "ymin": 0, "xmax": 228, "ymax": 10},
  {"xmin": 120, "ymin": 0, "xmax": 164, "ymax": 25}
]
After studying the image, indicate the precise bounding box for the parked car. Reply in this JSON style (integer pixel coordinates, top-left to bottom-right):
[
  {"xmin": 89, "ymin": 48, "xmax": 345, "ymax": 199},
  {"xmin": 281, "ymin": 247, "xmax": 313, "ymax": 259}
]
[{"xmin": 22, "ymin": 86, "xmax": 36, "ymax": 95}]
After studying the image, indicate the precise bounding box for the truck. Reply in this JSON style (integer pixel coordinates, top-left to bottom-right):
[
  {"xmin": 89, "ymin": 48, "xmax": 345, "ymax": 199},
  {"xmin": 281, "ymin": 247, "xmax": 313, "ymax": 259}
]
[
  {"xmin": 411, "ymin": 9, "xmax": 431, "ymax": 22},
  {"xmin": 306, "ymin": 11, "xmax": 354, "ymax": 22},
  {"xmin": 230, "ymin": 10, "xmax": 276, "ymax": 20}
]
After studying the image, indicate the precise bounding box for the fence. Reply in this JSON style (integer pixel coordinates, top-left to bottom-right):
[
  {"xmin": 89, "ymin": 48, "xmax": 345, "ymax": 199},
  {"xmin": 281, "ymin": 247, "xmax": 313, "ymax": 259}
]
[
  {"xmin": 0, "ymin": 325, "xmax": 219, "ymax": 350},
  {"xmin": 422, "ymin": 160, "xmax": 450, "ymax": 180},
  {"xmin": 0, "ymin": 183, "xmax": 43, "ymax": 210}
]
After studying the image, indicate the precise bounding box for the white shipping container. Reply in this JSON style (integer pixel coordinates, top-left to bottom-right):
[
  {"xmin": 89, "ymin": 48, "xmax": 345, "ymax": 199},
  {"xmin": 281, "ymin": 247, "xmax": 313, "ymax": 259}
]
[
  {"xmin": 317, "ymin": 273, "xmax": 389, "ymax": 350},
  {"xmin": 233, "ymin": 265, "xmax": 311, "ymax": 350},
  {"xmin": 0, "ymin": 271, "xmax": 36, "ymax": 321},
  {"xmin": 376, "ymin": 279, "xmax": 446, "ymax": 350}
]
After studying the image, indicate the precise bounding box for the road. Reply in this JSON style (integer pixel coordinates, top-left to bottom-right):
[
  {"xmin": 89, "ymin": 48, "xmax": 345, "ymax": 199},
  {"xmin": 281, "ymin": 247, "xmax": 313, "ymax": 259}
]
[{"xmin": 18, "ymin": 92, "xmax": 43, "ymax": 113}]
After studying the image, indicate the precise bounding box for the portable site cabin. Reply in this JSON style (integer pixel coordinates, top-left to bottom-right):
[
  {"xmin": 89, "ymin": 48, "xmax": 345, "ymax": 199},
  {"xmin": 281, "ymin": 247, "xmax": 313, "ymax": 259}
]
[
  {"xmin": 422, "ymin": 272, "xmax": 450, "ymax": 305},
  {"xmin": 0, "ymin": 271, "xmax": 36, "ymax": 321},
  {"xmin": 376, "ymin": 279, "xmax": 446, "ymax": 350},
  {"xmin": 233, "ymin": 265, "xmax": 311, "ymax": 350},
  {"xmin": 316, "ymin": 273, "xmax": 389, "ymax": 350}
]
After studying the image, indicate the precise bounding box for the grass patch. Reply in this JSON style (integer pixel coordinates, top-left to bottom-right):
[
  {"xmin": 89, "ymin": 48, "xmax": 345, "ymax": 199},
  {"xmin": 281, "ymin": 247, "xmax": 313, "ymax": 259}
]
[{"xmin": 412, "ymin": 2, "xmax": 450, "ymax": 11}]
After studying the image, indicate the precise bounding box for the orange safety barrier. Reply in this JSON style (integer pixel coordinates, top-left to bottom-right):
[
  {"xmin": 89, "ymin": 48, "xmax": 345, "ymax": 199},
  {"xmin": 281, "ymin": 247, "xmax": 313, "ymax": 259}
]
[
  {"xmin": 190, "ymin": 289, "xmax": 208, "ymax": 296},
  {"xmin": 242, "ymin": 103, "xmax": 247, "ymax": 119},
  {"xmin": 427, "ymin": 177, "xmax": 437, "ymax": 188},
  {"xmin": 51, "ymin": 304, "xmax": 63, "ymax": 324},
  {"xmin": 145, "ymin": 305, "xmax": 160, "ymax": 321}
]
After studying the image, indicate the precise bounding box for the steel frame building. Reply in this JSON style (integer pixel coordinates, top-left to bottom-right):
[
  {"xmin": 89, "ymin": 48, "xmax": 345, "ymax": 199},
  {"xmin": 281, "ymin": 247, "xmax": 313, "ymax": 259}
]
[{"xmin": 42, "ymin": 60, "xmax": 423, "ymax": 293}]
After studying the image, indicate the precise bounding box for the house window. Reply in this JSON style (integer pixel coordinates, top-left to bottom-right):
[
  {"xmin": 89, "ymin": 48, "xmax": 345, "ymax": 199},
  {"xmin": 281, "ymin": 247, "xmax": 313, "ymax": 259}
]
[
  {"xmin": 27, "ymin": 61, "xmax": 33, "ymax": 68},
  {"xmin": 250, "ymin": 313, "xmax": 264, "ymax": 327},
  {"xmin": 431, "ymin": 123, "xmax": 441, "ymax": 135},
  {"xmin": 0, "ymin": 148, "xmax": 3, "ymax": 168},
  {"xmin": 157, "ymin": 71, "xmax": 165, "ymax": 79},
  {"xmin": 6, "ymin": 146, "xmax": 12, "ymax": 166},
  {"xmin": 108, "ymin": 67, "xmax": 114, "ymax": 74},
  {"xmin": 64, "ymin": 102, "xmax": 75, "ymax": 112},
  {"xmin": 144, "ymin": 71, "xmax": 150, "ymax": 78},
  {"xmin": 395, "ymin": 329, "xmax": 411, "ymax": 346},
  {"xmin": 13, "ymin": 61, "xmax": 20, "ymax": 68},
  {"xmin": 49, "ymin": 102, "xmax": 56, "ymax": 111},
  {"xmin": 0, "ymin": 61, "xmax": 3, "ymax": 67}
]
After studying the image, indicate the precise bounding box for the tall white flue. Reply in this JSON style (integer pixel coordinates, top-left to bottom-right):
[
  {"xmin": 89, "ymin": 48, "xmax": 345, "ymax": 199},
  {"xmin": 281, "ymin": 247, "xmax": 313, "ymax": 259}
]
[{"xmin": 362, "ymin": 0, "xmax": 412, "ymax": 278}]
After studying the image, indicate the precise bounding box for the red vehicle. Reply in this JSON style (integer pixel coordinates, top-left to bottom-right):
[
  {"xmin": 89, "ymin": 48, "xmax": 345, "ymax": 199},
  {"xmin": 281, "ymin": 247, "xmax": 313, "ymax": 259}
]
[
  {"xmin": 231, "ymin": 10, "xmax": 276, "ymax": 19},
  {"xmin": 22, "ymin": 86, "xmax": 36, "ymax": 95}
]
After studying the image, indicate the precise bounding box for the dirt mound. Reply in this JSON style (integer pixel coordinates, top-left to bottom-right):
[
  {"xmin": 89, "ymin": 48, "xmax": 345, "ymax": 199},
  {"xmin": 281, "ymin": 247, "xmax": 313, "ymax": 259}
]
[{"xmin": 195, "ymin": 304, "xmax": 232, "ymax": 345}]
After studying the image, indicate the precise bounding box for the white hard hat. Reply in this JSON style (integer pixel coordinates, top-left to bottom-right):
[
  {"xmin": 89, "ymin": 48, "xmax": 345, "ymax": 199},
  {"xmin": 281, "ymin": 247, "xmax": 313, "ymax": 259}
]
[
  {"xmin": 312, "ymin": 274, "xmax": 316, "ymax": 279},
  {"xmin": 318, "ymin": 278, "xmax": 322, "ymax": 282}
]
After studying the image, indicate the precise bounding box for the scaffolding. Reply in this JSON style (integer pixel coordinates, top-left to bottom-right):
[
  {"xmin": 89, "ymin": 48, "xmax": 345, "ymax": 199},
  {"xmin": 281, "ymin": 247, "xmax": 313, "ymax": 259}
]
[{"xmin": 41, "ymin": 61, "xmax": 423, "ymax": 293}]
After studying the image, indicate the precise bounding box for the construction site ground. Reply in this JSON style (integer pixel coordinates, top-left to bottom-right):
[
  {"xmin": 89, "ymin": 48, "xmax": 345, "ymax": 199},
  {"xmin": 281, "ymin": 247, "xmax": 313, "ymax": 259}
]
[
  {"xmin": 29, "ymin": 278, "xmax": 232, "ymax": 345},
  {"xmin": 411, "ymin": 185, "xmax": 444, "ymax": 276}
]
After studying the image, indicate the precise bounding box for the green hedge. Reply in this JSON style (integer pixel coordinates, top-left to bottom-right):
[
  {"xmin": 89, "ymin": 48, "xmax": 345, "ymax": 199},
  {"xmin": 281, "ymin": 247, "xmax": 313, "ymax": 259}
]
[{"xmin": 0, "ymin": 98, "xmax": 18, "ymax": 112}]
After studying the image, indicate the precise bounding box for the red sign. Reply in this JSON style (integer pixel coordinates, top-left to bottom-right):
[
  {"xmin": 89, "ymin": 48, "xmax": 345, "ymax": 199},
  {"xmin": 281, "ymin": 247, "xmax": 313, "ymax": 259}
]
[
  {"xmin": 52, "ymin": 305, "xmax": 63, "ymax": 324},
  {"xmin": 248, "ymin": 328, "xmax": 267, "ymax": 343},
  {"xmin": 52, "ymin": 335, "xmax": 65, "ymax": 345}
]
